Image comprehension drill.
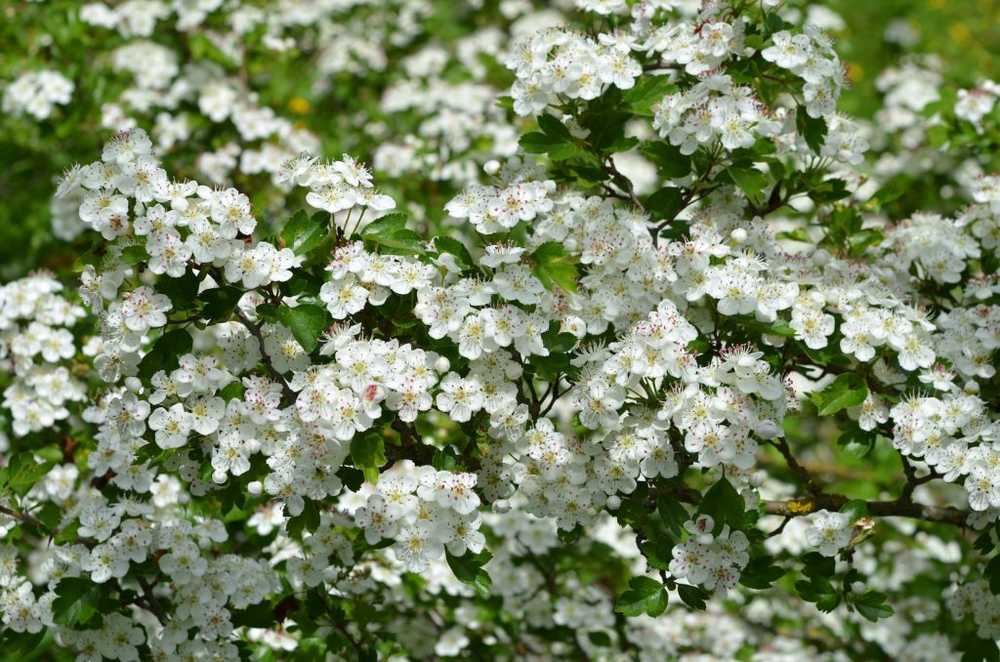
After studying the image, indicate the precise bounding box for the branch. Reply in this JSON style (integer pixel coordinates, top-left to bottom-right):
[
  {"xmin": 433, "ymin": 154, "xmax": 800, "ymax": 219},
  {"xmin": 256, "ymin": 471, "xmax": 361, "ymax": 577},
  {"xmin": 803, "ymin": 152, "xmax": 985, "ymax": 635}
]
[
  {"xmin": 236, "ymin": 309, "xmax": 296, "ymax": 403},
  {"xmin": 762, "ymin": 496, "xmax": 967, "ymax": 527},
  {"xmin": 0, "ymin": 503, "xmax": 47, "ymax": 532},
  {"xmin": 663, "ymin": 481, "xmax": 968, "ymax": 527},
  {"xmin": 769, "ymin": 438, "xmax": 822, "ymax": 495}
]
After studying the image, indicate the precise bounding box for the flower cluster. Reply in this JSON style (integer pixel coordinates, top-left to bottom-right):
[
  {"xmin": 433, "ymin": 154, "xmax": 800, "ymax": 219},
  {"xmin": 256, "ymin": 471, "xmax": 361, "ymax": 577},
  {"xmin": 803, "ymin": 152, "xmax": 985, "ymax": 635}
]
[
  {"xmin": 5, "ymin": 0, "xmax": 1000, "ymax": 659},
  {"xmin": 2, "ymin": 70, "xmax": 74, "ymax": 120},
  {"xmin": 761, "ymin": 27, "xmax": 844, "ymax": 118},
  {"xmin": 669, "ymin": 515, "xmax": 751, "ymax": 593},
  {"xmin": 349, "ymin": 460, "xmax": 484, "ymax": 572},
  {"xmin": 653, "ymin": 74, "xmax": 781, "ymax": 154},
  {"xmin": 1, "ymin": 274, "xmax": 86, "ymax": 436},
  {"xmin": 506, "ymin": 28, "xmax": 642, "ymax": 116}
]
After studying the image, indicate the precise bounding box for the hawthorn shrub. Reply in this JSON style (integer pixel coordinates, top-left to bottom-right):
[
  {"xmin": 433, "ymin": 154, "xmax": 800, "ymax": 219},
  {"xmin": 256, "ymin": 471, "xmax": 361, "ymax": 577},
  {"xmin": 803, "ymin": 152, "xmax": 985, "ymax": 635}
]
[{"xmin": 3, "ymin": 1, "xmax": 1000, "ymax": 660}]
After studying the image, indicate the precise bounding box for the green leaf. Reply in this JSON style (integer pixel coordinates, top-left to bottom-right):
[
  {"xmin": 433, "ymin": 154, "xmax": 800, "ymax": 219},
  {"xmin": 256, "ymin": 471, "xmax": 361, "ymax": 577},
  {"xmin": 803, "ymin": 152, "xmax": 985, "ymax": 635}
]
[
  {"xmin": 811, "ymin": 373, "xmax": 868, "ymax": 416},
  {"xmin": 434, "ymin": 236, "xmax": 475, "ymax": 271},
  {"xmin": 739, "ymin": 556, "xmax": 787, "ymax": 590},
  {"xmin": 200, "ymin": 286, "xmax": 243, "ymax": 322},
  {"xmin": 677, "ymin": 583, "xmax": 708, "ymax": 610},
  {"xmin": 580, "ymin": 88, "xmax": 630, "ymax": 153},
  {"xmin": 361, "ymin": 213, "xmax": 424, "ymax": 255},
  {"xmin": 53, "ymin": 577, "xmax": 100, "ymax": 626},
  {"xmin": 796, "ymin": 110, "xmax": 828, "ymax": 155},
  {"xmin": 848, "ymin": 229, "xmax": 884, "ymax": 257},
  {"xmin": 120, "ymin": 244, "xmax": 149, "ymax": 266},
  {"xmin": 639, "ymin": 141, "xmax": 691, "ymax": 178},
  {"xmin": 623, "ymin": 75, "xmax": 675, "ymax": 116},
  {"xmin": 726, "ymin": 167, "xmax": 769, "ymax": 207},
  {"xmin": 588, "ymin": 631, "xmax": 612, "ymax": 647},
  {"xmin": 275, "ymin": 304, "xmax": 329, "ymax": 353},
  {"xmin": 987, "ymin": 554, "xmax": 1000, "ymax": 594},
  {"xmin": 801, "ymin": 552, "xmax": 835, "ymax": 579},
  {"xmin": 959, "ymin": 634, "xmax": 1000, "ymax": 662},
  {"xmin": 537, "ymin": 113, "xmax": 571, "ymax": 139},
  {"xmin": 616, "ymin": 576, "xmax": 668, "ymax": 617},
  {"xmin": 657, "ymin": 497, "xmax": 688, "ymax": 537},
  {"xmin": 853, "ymin": 590, "xmax": 894, "ymax": 622},
  {"xmin": 606, "ymin": 136, "xmax": 640, "ymax": 154},
  {"xmin": 281, "ymin": 210, "xmax": 327, "ymax": 256},
  {"xmin": 698, "ymin": 477, "xmax": 745, "ymax": 532},
  {"xmin": 530, "ymin": 241, "xmax": 578, "ymax": 293},
  {"xmin": 287, "ymin": 499, "xmax": 321, "ymax": 539},
  {"xmin": 446, "ymin": 549, "xmax": 493, "ymax": 597},
  {"xmin": 231, "ymin": 602, "xmax": 276, "ymax": 628},
  {"xmin": 138, "ymin": 328, "xmax": 192, "ymax": 382},
  {"xmin": 350, "ymin": 433, "xmax": 387, "ymax": 484},
  {"xmin": 810, "ymin": 178, "xmax": 851, "ymax": 204},
  {"xmin": 519, "ymin": 131, "xmax": 584, "ymax": 160},
  {"xmin": 645, "ymin": 186, "xmax": 685, "ymax": 222},
  {"xmin": 156, "ymin": 270, "xmax": 201, "ymax": 310},
  {"xmin": 8, "ymin": 453, "xmax": 56, "ymax": 497},
  {"xmin": 0, "ymin": 630, "xmax": 44, "ymax": 655}
]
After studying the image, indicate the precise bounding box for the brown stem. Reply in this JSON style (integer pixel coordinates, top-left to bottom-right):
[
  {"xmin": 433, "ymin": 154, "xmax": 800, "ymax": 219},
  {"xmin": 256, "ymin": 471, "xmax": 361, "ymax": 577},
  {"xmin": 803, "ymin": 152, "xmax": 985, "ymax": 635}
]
[{"xmin": 236, "ymin": 309, "xmax": 296, "ymax": 403}]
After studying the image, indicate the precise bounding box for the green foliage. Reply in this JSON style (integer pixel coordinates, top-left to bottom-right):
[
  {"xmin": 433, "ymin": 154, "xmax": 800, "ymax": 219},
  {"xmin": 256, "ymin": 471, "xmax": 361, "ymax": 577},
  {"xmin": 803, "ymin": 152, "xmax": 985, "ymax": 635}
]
[
  {"xmin": 530, "ymin": 241, "xmax": 578, "ymax": 293},
  {"xmin": 811, "ymin": 373, "xmax": 868, "ymax": 416},
  {"xmin": 275, "ymin": 304, "xmax": 330, "ymax": 353},
  {"xmin": 616, "ymin": 577, "xmax": 668, "ymax": 617}
]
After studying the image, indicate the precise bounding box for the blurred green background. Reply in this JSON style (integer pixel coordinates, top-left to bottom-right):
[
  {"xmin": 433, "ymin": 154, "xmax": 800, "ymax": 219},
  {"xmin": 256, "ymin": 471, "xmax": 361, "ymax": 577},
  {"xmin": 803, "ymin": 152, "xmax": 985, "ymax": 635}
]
[{"xmin": 830, "ymin": 0, "xmax": 1000, "ymax": 116}]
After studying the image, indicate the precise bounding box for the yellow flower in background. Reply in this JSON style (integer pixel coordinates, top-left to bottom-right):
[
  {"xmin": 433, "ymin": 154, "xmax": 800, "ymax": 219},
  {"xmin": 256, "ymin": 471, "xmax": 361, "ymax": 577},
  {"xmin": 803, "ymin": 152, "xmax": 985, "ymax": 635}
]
[
  {"xmin": 948, "ymin": 22, "xmax": 971, "ymax": 43},
  {"xmin": 288, "ymin": 96, "xmax": 311, "ymax": 114}
]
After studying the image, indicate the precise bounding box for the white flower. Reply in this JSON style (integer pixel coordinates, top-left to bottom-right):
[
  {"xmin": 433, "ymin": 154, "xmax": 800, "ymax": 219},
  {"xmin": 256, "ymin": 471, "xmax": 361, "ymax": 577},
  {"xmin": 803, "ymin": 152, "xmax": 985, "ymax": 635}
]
[{"xmin": 804, "ymin": 510, "xmax": 854, "ymax": 556}]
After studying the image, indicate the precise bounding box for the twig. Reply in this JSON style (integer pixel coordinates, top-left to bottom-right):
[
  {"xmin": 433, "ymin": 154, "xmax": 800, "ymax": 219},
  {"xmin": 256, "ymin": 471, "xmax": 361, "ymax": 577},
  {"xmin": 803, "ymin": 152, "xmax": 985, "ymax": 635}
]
[{"xmin": 236, "ymin": 309, "xmax": 296, "ymax": 403}]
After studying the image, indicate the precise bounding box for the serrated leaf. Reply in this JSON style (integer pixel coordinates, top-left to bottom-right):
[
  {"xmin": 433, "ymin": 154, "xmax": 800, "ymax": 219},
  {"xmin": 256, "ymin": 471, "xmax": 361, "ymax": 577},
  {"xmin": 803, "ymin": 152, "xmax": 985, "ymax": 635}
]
[
  {"xmin": 645, "ymin": 186, "xmax": 685, "ymax": 222},
  {"xmin": 360, "ymin": 213, "xmax": 424, "ymax": 255},
  {"xmin": 987, "ymin": 554, "xmax": 1000, "ymax": 594},
  {"xmin": 8, "ymin": 453, "xmax": 56, "ymax": 497},
  {"xmin": 739, "ymin": 556, "xmax": 787, "ymax": 590},
  {"xmin": 639, "ymin": 141, "xmax": 691, "ymax": 178},
  {"xmin": 0, "ymin": 630, "xmax": 44, "ymax": 655},
  {"xmin": 275, "ymin": 304, "xmax": 329, "ymax": 353},
  {"xmin": 657, "ymin": 497, "xmax": 688, "ymax": 537},
  {"xmin": 677, "ymin": 583, "xmax": 708, "ymax": 610},
  {"xmin": 623, "ymin": 75, "xmax": 675, "ymax": 116},
  {"xmin": 53, "ymin": 577, "xmax": 100, "ymax": 626},
  {"xmin": 350, "ymin": 433, "xmax": 386, "ymax": 484},
  {"xmin": 200, "ymin": 286, "xmax": 243, "ymax": 322},
  {"xmin": 434, "ymin": 236, "xmax": 475, "ymax": 271},
  {"xmin": 796, "ymin": 110, "xmax": 828, "ymax": 155},
  {"xmin": 727, "ymin": 167, "xmax": 769, "ymax": 207},
  {"xmin": 281, "ymin": 210, "xmax": 327, "ymax": 256},
  {"xmin": 231, "ymin": 602, "xmax": 276, "ymax": 628},
  {"xmin": 811, "ymin": 373, "xmax": 868, "ymax": 416},
  {"xmin": 519, "ymin": 131, "xmax": 584, "ymax": 160},
  {"xmin": 530, "ymin": 241, "xmax": 577, "ymax": 293},
  {"xmin": 853, "ymin": 591, "xmax": 894, "ymax": 622},
  {"xmin": 446, "ymin": 549, "xmax": 493, "ymax": 597},
  {"xmin": 120, "ymin": 245, "xmax": 148, "ymax": 266},
  {"xmin": 537, "ymin": 113, "xmax": 571, "ymax": 139},
  {"xmin": 616, "ymin": 576, "xmax": 668, "ymax": 617},
  {"xmin": 138, "ymin": 328, "xmax": 192, "ymax": 382},
  {"xmin": 959, "ymin": 634, "xmax": 1000, "ymax": 662},
  {"xmin": 698, "ymin": 477, "xmax": 745, "ymax": 532}
]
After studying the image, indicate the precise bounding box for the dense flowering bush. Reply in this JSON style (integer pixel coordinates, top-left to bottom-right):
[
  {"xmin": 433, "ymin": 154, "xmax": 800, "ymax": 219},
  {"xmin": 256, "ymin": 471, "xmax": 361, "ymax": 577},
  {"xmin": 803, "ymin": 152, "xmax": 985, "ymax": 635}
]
[{"xmin": 4, "ymin": 0, "xmax": 1000, "ymax": 660}]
